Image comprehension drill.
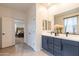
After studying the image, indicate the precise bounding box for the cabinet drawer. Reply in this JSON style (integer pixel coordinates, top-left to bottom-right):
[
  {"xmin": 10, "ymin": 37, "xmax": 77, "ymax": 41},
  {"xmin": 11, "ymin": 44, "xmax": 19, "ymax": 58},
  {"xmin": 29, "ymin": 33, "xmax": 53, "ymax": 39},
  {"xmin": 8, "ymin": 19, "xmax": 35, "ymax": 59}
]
[
  {"xmin": 54, "ymin": 45, "xmax": 62, "ymax": 50},
  {"xmin": 48, "ymin": 37, "xmax": 53, "ymax": 43},
  {"xmin": 48, "ymin": 45, "xmax": 53, "ymax": 49},
  {"xmin": 47, "ymin": 37, "xmax": 53, "ymax": 42},
  {"xmin": 62, "ymin": 39, "xmax": 79, "ymax": 47},
  {"xmin": 53, "ymin": 38, "xmax": 61, "ymax": 46},
  {"xmin": 53, "ymin": 50, "xmax": 62, "ymax": 56},
  {"xmin": 54, "ymin": 42, "xmax": 61, "ymax": 47},
  {"xmin": 48, "ymin": 40, "xmax": 53, "ymax": 44},
  {"xmin": 62, "ymin": 44, "xmax": 79, "ymax": 56}
]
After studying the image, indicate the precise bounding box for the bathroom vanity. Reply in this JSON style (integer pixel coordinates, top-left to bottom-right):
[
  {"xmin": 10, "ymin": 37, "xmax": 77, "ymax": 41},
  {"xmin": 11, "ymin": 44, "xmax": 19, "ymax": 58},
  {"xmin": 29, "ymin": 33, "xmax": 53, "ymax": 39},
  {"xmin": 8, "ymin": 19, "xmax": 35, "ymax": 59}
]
[
  {"xmin": 42, "ymin": 6, "xmax": 79, "ymax": 56},
  {"xmin": 42, "ymin": 34, "xmax": 79, "ymax": 56}
]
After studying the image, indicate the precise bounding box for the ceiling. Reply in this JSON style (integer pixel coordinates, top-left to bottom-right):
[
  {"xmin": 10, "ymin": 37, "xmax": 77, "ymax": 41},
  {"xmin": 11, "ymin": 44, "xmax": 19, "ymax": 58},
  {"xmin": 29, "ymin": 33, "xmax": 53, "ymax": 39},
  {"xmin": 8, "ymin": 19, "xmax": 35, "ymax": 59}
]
[
  {"xmin": 39, "ymin": 3, "xmax": 59, "ymax": 8},
  {"xmin": 0, "ymin": 3, "xmax": 34, "ymax": 13},
  {"xmin": 39, "ymin": 3, "xmax": 79, "ymax": 15}
]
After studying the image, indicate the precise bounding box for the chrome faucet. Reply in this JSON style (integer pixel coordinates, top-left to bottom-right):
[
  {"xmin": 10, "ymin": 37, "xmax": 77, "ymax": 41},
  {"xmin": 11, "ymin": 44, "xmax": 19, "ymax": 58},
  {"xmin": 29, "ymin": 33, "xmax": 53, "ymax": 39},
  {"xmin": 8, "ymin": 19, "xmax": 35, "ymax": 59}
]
[{"xmin": 66, "ymin": 32, "xmax": 69, "ymax": 37}]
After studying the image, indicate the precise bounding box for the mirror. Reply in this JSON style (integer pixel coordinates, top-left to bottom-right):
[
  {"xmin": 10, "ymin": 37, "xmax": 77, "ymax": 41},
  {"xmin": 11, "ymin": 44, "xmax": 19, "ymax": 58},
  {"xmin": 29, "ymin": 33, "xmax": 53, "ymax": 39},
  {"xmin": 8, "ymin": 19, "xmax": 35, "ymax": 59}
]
[
  {"xmin": 42, "ymin": 20, "xmax": 51, "ymax": 31},
  {"xmin": 54, "ymin": 7, "xmax": 79, "ymax": 34}
]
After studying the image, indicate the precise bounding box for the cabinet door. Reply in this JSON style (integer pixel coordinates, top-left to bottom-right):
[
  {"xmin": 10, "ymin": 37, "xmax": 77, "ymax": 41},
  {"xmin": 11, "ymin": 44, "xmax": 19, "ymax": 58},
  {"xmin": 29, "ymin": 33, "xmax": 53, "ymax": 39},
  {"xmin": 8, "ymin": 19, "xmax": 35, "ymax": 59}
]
[
  {"xmin": 62, "ymin": 44, "xmax": 79, "ymax": 56},
  {"xmin": 54, "ymin": 50, "xmax": 62, "ymax": 56},
  {"xmin": 53, "ymin": 38, "xmax": 62, "ymax": 56},
  {"xmin": 48, "ymin": 37, "xmax": 53, "ymax": 54},
  {"xmin": 54, "ymin": 38, "xmax": 61, "ymax": 46},
  {"xmin": 42, "ymin": 36, "xmax": 48, "ymax": 51}
]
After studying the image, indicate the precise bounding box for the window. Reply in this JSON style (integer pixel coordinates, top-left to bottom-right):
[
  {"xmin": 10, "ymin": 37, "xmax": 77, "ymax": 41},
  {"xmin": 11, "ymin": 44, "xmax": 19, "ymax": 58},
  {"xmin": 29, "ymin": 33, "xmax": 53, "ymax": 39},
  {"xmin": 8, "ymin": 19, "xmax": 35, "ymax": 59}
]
[{"xmin": 64, "ymin": 16, "xmax": 77, "ymax": 34}]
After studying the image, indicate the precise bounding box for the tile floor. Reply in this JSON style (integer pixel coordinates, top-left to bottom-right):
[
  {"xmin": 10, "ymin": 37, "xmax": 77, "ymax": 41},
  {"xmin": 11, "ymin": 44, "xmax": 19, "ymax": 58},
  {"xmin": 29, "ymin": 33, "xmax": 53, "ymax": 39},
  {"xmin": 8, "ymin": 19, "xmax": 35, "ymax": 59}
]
[{"xmin": 0, "ymin": 38, "xmax": 53, "ymax": 56}]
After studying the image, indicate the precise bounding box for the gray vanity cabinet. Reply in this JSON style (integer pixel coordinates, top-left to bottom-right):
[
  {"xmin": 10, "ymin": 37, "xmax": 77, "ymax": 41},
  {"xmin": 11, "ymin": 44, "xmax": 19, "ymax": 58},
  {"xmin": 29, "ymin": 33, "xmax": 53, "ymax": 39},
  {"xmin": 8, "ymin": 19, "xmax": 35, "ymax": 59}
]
[
  {"xmin": 42, "ymin": 35, "xmax": 54, "ymax": 53},
  {"xmin": 53, "ymin": 38, "xmax": 62, "ymax": 56},
  {"xmin": 62, "ymin": 40, "xmax": 79, "ymax": 56},
  {"xmin": 42, "ymin": 36, "xmax": 48, "ymax": 51},
  {"xmin": 42, "ymin": 35, "xmax": 79, "ymax": 56},
  {"xmin": 47, "ymin": 37, "xmax": 54, "ymax": 54}
]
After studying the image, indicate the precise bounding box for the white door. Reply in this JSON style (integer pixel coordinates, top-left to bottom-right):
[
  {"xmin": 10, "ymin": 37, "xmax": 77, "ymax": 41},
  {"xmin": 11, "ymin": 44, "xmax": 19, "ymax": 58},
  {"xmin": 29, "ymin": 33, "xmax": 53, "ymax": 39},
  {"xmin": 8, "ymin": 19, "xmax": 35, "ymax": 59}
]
[{"xmin": 2, "ymin": 17, "xmax": 15, "ymax": 48}]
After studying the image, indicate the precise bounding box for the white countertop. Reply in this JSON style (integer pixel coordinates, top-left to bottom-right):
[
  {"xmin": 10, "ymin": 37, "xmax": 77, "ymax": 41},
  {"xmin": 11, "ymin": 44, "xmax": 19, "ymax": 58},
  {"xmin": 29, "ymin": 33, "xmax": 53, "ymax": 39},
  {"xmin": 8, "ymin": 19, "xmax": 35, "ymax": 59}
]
[{"xmin": 42, "ymin": 33, "xmax": 79, "ymax": 42}]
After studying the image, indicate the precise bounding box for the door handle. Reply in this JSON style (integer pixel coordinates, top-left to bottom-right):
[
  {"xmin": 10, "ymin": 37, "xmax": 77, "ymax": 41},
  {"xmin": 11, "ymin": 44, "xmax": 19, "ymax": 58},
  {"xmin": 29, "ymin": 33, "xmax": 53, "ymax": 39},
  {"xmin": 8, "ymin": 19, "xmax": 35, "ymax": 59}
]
[
  {"xmin": 2, "ymin": 33, "xmax": 5, "ymax": 35},
  {"xmin": 61, "ymin": 43, "xmax": 63, "ymax": 50}
]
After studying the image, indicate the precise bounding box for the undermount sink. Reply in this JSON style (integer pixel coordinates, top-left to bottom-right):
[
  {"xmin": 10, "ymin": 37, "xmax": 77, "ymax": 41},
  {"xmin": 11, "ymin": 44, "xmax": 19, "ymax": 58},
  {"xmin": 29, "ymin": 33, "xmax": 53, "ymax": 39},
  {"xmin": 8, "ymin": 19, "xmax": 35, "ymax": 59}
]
[{"xmin": 42, "ymin": 32, "xmax": 79, "ymax": 42}]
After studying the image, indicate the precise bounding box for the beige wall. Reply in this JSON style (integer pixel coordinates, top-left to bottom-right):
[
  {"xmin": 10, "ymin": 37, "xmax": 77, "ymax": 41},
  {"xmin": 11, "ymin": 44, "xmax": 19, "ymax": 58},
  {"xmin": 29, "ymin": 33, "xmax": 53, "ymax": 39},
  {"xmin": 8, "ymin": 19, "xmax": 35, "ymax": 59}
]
[
  {"xmin": 54, "ymin": 7, "xmax": 79, "ymax": 34},
  {"xmin": 0, "ymin": 6, "xmax": 27, "ymax": 20},
  {"xmin": 24, "ymin": 4, "xmax": 37, "ymax": 51}
]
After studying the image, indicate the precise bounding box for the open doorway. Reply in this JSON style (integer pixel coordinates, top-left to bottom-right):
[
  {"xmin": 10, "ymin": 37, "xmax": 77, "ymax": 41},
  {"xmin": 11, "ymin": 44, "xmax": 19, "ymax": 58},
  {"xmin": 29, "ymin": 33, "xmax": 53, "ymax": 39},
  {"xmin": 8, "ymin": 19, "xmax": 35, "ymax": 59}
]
[{"xmin": 15, "ymin": 20, "xmax": 24, "ymax": 44}]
